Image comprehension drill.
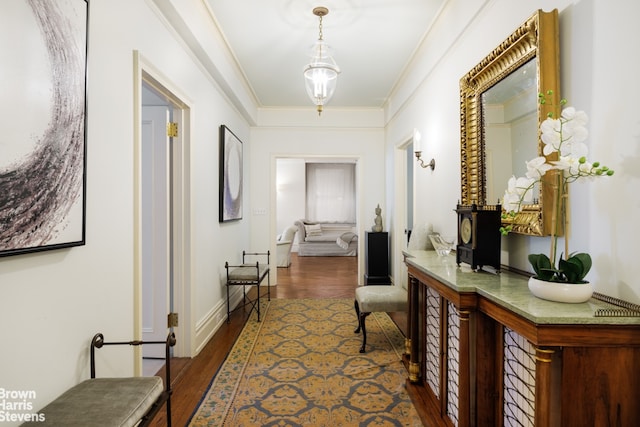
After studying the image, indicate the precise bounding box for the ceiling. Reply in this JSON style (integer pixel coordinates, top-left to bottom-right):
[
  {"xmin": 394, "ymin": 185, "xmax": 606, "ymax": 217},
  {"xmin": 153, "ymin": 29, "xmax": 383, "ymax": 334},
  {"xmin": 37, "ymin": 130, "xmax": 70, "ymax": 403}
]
[{"xmin": 203, "ymin": 0, "xmax": 446, "ymax": 110}]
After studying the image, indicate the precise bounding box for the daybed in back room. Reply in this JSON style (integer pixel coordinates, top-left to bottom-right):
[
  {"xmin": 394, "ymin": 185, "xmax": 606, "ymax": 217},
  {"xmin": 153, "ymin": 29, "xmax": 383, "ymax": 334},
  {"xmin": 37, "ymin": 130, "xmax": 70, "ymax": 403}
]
[{"xmin": 294, "ymin": 219, "xmax": 358, "ymax": 256}]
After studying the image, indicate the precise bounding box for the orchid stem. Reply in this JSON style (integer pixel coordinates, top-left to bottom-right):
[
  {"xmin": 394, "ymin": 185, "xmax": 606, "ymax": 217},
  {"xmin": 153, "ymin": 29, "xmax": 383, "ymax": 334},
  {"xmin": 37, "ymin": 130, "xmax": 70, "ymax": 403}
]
[{"xmin": 564, "ymin": 185, "xmax": 569, "ymax": 260}]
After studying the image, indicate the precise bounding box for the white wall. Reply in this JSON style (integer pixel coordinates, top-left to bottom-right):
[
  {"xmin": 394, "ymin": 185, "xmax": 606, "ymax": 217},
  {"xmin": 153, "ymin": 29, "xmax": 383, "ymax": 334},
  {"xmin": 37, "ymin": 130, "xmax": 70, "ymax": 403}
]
[
  {"xmin": 385, "ymin": 0, "xmax": 640, "ymax": 304},
  {"xmin": 0, "ymin": 1, "xmax": 253, "ymax": 422},
  {"xmin": 276, "ymin": 158, "xmax": 306, "ymax": 249}
]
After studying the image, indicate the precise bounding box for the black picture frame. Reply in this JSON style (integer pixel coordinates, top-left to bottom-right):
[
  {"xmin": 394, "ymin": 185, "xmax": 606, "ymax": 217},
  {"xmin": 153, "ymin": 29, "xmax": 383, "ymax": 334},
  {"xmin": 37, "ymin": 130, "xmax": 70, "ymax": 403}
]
[
  {"xmin": 0, "ymin": 0, "xmax": 89, "ymax": 257},
  {"xmin": 219, "ymin": 125, "xmax": 243, "ymax": 222}
]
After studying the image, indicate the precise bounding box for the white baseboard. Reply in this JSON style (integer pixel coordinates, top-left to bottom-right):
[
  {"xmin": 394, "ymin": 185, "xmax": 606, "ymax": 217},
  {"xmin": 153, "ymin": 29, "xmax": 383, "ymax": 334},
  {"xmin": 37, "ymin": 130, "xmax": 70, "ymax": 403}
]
[{"xmin": 193, "ymin": 287, "xmax": 252, "ymax": 355}]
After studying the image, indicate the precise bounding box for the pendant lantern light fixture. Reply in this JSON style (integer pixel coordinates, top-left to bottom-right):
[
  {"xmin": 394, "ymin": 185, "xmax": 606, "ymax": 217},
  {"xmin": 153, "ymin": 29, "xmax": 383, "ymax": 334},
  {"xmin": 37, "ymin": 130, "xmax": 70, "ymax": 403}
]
[{"xmin": 303, "ymin": 6, "xmax": 340, "ymax": 116}]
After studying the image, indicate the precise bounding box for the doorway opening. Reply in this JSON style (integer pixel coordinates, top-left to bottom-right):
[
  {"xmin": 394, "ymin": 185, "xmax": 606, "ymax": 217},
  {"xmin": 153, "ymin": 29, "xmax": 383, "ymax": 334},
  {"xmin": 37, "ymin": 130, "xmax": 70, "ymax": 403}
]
[
  {"xmin": 274, "ymin": 156, "xmax": 362, "ymax": 288},
  {"xmin": 134, "ymin": 52, "xmax": 191, "ymax": 376}
]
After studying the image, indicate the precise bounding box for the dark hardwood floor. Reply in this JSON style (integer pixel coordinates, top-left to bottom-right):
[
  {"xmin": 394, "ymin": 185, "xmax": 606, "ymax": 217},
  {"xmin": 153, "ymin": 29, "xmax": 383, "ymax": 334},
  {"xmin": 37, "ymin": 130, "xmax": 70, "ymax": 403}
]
[{"xmin": 149, "ymin": 253, "xmax": 409, "ymax": 426}]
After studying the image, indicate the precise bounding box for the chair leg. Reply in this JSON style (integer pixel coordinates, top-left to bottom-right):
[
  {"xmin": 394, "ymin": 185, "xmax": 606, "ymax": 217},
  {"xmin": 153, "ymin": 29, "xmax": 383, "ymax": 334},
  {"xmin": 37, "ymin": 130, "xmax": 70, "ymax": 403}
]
[
  {"xmin": 354, "ymin": 300, "xmax": 361, "ymax": 333},
  {"xmin": 359, "ymin": 312, "xmax": 370, "ymax": 353},
  {"xmin": 166, "ymin": 392, "xmax": 172, "ymax": 427}
]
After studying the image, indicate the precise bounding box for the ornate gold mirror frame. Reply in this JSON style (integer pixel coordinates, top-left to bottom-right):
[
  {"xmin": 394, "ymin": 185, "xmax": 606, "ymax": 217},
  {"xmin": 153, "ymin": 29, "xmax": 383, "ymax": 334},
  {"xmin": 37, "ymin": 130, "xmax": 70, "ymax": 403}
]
[{"xmin": 459, "ymin": 9, "xmax": 561, "ymax": 236}]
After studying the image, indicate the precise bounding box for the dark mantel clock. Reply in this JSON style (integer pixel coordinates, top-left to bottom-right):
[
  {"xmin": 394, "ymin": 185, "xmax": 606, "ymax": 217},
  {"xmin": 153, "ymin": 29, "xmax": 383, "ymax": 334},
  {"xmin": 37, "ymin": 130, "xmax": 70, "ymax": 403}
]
[{"xmin": 455, "ymin": 203, "xmax": 502, "ymax": 271}]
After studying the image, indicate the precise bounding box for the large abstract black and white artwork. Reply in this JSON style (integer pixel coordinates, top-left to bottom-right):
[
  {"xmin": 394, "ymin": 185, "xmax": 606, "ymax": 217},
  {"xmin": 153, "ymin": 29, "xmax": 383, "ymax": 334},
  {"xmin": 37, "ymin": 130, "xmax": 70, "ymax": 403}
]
[
  {"xmin": 0, "ymin": 0, "xmax": 88, "ymax": 257},
  {"xmin": 219, "ymin": 125, "xmax": 243, "ymax": 222}
]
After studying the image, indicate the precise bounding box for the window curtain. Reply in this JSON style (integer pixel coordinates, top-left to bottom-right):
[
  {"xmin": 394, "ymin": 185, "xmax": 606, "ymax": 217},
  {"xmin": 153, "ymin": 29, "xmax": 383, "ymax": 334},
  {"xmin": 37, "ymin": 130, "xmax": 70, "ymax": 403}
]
[{"xmin": 306, "ymin": 163, "xmax": 356, "ymax": 222}]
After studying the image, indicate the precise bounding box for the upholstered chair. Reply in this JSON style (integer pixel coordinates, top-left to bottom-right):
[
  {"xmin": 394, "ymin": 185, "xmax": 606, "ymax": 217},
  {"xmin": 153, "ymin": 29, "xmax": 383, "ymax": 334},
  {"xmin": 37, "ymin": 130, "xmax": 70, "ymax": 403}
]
[{"xmin": 276, "ymin": 226, "xmax": 297, "ymax": 267}]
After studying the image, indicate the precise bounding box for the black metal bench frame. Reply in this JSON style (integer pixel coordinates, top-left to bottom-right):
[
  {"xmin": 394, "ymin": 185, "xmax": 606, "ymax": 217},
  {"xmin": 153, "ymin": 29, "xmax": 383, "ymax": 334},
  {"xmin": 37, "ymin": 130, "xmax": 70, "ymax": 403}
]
[
  {"xmin": 225, "ymin": 250, "xmax": 271, "ymax": 322},
  {"xmin": 90, "ymin": 331, "xmax": 176, "ymax": 427}
]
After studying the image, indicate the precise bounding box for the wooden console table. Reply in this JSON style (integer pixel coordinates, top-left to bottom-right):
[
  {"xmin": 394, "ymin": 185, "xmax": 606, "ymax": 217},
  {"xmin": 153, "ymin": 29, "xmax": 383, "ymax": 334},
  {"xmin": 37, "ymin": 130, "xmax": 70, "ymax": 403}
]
[{"xmin": 403, "ymin": 250, "xmax": 640, "ymax": 427}]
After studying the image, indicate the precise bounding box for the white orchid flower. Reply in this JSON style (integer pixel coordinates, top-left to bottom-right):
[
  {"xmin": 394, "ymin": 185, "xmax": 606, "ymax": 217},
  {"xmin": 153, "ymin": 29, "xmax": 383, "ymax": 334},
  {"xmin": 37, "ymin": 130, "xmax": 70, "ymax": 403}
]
[
  {"xmin": 564, "ymin": 122, "xmax": 588, "ymax": 143},
  {"xmin": 541, "ymin": 118, "xmax": 562, "ymax": 155},
  {"xmin": 503, "ymin": 175, "xmax": 535, "ymax": 213},
  {"xmin": 506, "ymin": 175, "xmax": 532, "ymax": 195},
  {"xmin": 516, "ymin": 177, "xmax": 535, "ymax": 203},
  {"xmin": 541, "ymin": 116, "xmax": 561, "ymax": 133},
  {"xmin": 561, "ymin": 107, "xmax": 588, "ymax": 127},
  {"xmin": 502, "ymin": 190, "xmax": 522, "ymax": 213},
  {"xmin": 554, "ymin": 156, "xmax": 602, "ymax": 182},
  {"xmin": 525, "ymin": 156, "xmax": 553, "ymax": 179},
  {"xmin": 560, "ymin": 140, "xmax": 589, "ymax": 158},
  {"xmin": 504, "ymin": 176, "xmax": 522, "ymax": 209},
  {"xmin": 552, "ymin": 156, "xmax": 581, "ymax": 174},
  {"xmin": 541, "ymin": 109, "xmax": 590, "ymax": 157},
  {"xmin": 511, "ymin": 176, "xmax": 535, "ymax": 201}
]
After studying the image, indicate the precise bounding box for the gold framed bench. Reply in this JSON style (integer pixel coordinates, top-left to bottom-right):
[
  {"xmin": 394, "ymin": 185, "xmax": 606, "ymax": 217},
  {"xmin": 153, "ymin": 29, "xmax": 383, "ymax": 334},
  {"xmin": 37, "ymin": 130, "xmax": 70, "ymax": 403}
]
[{"xmin": 225, "ymin": 250, "xmax": 270, "ymax": 322}]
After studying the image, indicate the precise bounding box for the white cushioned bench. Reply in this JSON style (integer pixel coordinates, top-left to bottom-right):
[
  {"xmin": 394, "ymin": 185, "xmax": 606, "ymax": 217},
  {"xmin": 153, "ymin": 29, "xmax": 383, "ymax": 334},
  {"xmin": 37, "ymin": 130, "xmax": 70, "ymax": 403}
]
[
  {"xmin": 22, "ymin": 332, "xmax": 176, "ymax": 427},
  {"xmin": 354, "ymin": 285, "xmax": 408, "ymax": 353}
]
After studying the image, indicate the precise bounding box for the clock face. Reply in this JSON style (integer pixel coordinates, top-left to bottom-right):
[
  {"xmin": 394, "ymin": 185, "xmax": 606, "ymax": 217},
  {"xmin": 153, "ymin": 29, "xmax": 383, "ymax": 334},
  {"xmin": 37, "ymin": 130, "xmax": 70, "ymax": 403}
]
[{"xmin": 460, "ymin": 217, "xmax": 472, "ymax": 244}]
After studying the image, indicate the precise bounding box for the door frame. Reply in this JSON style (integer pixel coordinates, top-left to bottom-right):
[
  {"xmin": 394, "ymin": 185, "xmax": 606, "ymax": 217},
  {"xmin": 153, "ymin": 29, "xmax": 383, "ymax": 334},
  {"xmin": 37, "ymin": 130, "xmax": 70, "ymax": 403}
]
[
  {"xmin": 392, "ymin": 131, "xmax": 415, "ymax": 290},
  {"xmin": 133, "ymin": 51, "xmax": 192, "ymax": 372}
]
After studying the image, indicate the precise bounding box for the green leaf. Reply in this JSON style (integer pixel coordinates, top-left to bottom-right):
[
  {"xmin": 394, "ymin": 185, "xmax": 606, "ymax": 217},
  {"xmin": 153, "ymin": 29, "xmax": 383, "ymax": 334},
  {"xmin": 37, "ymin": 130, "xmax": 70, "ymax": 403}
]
[
  {"xmin": 568, "ymin": 252, "xmax": 592, "ymax": 282},
  {"xmin": 551, "ymin": 252, "xmax": 592, "ymax": 283},
  {"xmin": 559, "ymin": 257, "xmax": 581, "ymax": 283},
  {"xmin": 528, "ymin": 253, "xmax": 554, "ymax": 281}
]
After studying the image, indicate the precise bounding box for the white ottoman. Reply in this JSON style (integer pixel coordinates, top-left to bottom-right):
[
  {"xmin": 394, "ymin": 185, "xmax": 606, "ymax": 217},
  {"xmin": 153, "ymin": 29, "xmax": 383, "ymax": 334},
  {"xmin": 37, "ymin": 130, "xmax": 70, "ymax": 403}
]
[{"xmin": 354, "ymin": 285, "xmax": 408, "ymax": 353}]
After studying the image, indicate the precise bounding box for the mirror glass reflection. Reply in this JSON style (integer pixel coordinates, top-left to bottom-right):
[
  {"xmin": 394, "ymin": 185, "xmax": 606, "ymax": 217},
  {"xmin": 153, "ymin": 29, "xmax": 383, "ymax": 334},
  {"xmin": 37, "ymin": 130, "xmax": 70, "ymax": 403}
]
[{"xmin": 482, "ymin": 58, "xmax": 538, "ymax": 205}]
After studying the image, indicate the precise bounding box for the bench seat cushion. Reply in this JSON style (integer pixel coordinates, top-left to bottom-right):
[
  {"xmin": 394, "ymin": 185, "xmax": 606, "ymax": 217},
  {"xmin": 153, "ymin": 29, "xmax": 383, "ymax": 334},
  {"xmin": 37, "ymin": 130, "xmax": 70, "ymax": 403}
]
[
  {"xmin": 228, "ymin": 264, "xmax": 269, "ymax": 282},
  {"xmin": 355, "ymin": 286, "xmax": 408, "ymax": 313},
  {"xmin": 22, "ymin": 377, "xmax": 163, "ymax": 427}
]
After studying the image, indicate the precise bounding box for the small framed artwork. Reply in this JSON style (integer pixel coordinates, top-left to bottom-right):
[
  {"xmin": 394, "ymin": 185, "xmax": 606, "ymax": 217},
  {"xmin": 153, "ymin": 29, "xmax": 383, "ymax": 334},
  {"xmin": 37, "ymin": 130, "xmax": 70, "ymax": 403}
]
[
  {"xmin": 0, "ymin": 0, "xmax": 88, "ymax": 257},
  {"xmin": 219, "ymin": 125, "xmax": 243, "ymax": 222}
]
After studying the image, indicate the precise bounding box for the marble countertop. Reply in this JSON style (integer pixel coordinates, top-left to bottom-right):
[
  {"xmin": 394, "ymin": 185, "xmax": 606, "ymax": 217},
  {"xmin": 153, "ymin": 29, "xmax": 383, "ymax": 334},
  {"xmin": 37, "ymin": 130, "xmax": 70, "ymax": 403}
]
[{"xmin": 404, "ymin": 249, "xmax": 640, "ymax": 326}]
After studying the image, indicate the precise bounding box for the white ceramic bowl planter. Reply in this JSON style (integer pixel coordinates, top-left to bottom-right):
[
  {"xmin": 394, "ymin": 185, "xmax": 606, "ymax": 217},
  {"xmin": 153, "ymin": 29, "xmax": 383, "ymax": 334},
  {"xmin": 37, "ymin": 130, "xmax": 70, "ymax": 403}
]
[{"xmin": 528, "ymin": 277, "xmax": 593, "ymax": 303}]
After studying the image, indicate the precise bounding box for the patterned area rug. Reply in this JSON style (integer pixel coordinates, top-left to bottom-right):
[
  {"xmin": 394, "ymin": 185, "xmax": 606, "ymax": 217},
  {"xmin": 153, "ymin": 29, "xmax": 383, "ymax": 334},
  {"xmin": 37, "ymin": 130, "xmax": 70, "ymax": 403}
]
[{"xmin": 188, "ymin": 298, "xmax": 422, "ymax": 426}]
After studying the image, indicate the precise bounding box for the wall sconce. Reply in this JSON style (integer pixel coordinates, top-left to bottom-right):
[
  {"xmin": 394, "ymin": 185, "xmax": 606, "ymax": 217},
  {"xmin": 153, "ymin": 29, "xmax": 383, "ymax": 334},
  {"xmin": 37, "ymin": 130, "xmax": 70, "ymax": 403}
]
[{"xmin": 413, "ymin": 130, "xmax": 435, "ymax": 170}]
